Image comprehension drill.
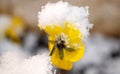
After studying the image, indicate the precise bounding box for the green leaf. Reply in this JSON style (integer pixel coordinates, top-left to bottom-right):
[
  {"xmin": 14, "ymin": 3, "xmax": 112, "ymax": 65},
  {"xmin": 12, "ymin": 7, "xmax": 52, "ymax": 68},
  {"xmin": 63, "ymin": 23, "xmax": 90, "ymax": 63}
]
[{"xmin": 49, "ymin": 45, "xmax": 56, "ymax": 56}]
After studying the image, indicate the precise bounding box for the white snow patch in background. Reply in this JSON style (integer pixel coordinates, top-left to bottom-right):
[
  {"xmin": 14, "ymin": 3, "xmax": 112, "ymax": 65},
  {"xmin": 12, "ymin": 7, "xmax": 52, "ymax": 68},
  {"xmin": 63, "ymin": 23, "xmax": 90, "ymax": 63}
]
[
  {"xmin": 0, "ymin": 40, "xmax": 25, "ymax": 56},
  {"xmin": 104, "ymin": 59, "xmax": 120, "ymax": 74},
  {"xmin": 85, "ymin": 67, "xmax": 100, "ymax": 74},
  {"xmin": 38, "ymin": 1, "xmax": 93, "ymax": 39},
  {"xmin": 0, "ymin": 15, "xmax": 11, "ymax": 39},
  {"xmin": 0, "ymin": 51, "xmax": 53, "ymax": 74},
  {"xmin": 73, "ymin": 34, "xmax": 120, "ymax": 71},
  {"xmin": 23, "ymin": 32, "xmax": 39, "ymax": 52}
]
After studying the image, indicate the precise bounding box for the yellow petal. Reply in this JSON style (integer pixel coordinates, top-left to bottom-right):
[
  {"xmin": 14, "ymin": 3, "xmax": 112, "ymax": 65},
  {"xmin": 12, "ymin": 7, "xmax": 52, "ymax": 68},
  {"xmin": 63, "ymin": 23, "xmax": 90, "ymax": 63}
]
[
  {"xmin": 62, "ymin": 23, "xmax": 84, "ymax": 62},
  {"xmin": 11, "ymin": 16, "xmax": 24, "ymax": 27},
  {"xmin": 51, "ymin": 56, "xmax": 72, "ymax": 70},
  {"xmin": 5, "ymin": 29, "xmax": 21, "ymax": 43},
  {"xmin": 51, "ymin": 47, "xmax": 72, "ymax": 70},
  {"xmin": 49, "ymin": 37, "xmax": 72, "ymax": 70},
  {"xmin": 48, "ymin": 36, "xmax": 55, "ymax": 51},
  {"xmin": 49, "ymin": 36, "xmax": 84, "ymax": 62},
  {"xmin": 44, "ymin": 25, "xmax": 63, "ymax": 37},
  {"xmin": 64, "ymin": 42, "xmax": 84, "ymax": 62},
  {"xmin": 64, "ymin": 22, "xmax": 82, "ymax": 44}
]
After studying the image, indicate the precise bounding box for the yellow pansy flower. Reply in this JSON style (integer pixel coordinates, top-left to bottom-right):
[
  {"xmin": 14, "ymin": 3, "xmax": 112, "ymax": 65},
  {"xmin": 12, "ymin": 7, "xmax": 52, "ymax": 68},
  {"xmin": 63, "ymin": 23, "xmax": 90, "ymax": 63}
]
[
  {"xmin": 5, "ymin": 16, "xmax": 25, "ymax": 43},
  {"xmin": 40, "ymin": 22, "xmax": 84, "ymax": 70}
]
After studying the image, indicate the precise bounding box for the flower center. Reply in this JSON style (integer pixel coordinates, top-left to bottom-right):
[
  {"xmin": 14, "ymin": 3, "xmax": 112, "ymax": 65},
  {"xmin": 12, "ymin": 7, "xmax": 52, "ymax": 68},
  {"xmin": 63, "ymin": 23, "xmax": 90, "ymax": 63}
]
[
  {"xmin": 49, "ymin": 33, "xmax": 70, "ymax": 60},
  {"xmin": 55, "ymin": 33, "xmax": 68, "ymax": 49},
  {"xmin": 56, "ymin": 39, "xmax": 66, "ymax": 49}
]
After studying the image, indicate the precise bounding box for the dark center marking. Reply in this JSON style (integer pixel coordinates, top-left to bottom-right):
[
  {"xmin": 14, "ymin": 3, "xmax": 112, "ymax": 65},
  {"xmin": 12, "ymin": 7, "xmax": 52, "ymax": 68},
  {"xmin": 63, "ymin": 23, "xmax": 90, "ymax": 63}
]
[{"xmin": 56, "ymin": 40, "xmax": 66, "ymax": 49}]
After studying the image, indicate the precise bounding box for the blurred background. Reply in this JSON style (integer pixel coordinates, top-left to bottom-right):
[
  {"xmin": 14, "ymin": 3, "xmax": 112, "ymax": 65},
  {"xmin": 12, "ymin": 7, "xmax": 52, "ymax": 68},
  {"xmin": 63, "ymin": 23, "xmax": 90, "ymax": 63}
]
[{"xmin": 0, "ymin": 0, "xmax": 120, "ymax": 74}]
